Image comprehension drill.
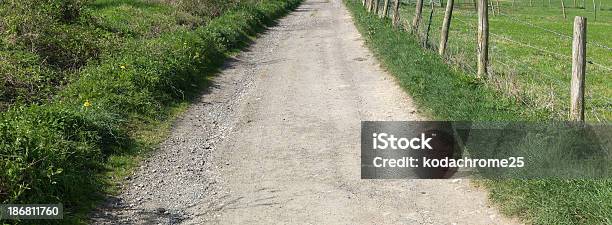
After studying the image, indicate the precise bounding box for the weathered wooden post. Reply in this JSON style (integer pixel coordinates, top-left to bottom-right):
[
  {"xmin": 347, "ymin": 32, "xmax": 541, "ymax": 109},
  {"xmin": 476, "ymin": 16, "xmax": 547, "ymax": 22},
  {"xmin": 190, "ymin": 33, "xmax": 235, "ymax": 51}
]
[
  {"xmin": 477, "ymin": 0, "xmax": 489, "ymax": 79},
  {"xmin": 439, "ymin": 0, "xmax": 454, "ymax": 55},
  {"xmin": 375, "ymin": 0, "xmax": 380, "ymax": 14},
  {"xmin": 496, "ymin": 0, "xmax": 501, "ymax": 13},
  {"xmin": 393, "ymin": 0, "xmax": 402, "ymax": 27},
  {"xmin": 413, "ymin": 0, "xmax": 425, "ymax": 33},
  {"xmin": 593, "ymin": 0, "xmax": 597, "ymax": 21},
  {"xmin": 570, "ymin": 16, "xmax": 586, "ymax": 121},
  {"xmin": 383, "ymin": 0, "xmax": 391, "ymax": 17},
  {"xmin": 424, "ymin": 1, "xmax": 435, "ymax": 47},
  {"xmin": 562, "ymin": 0, "xmax": 567, "ymax": 19},
  {"xmin": 369, "ymin": 0, "xmax": 375, "ymax": 12}
]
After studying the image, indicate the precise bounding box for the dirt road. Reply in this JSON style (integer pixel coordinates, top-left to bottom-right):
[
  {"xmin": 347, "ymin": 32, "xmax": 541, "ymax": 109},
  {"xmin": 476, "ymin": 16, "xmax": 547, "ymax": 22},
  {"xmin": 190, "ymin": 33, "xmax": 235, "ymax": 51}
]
[{"xmin": 92, "ymin": 0, "xmax": 520, "ymax": 224}]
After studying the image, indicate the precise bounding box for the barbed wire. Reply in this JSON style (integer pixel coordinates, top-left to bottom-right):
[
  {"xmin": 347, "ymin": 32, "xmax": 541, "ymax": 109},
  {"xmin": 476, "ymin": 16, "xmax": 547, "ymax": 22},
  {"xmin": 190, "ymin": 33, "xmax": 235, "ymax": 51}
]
[
  {"xmin": 497, "ymin": 12, "xmax": 612, "ymax": 51},
  {"xmin": 392, "ymin": 2, "xmax": 612, "ymax": 122},
  {"xmin": 453, "ymin": 16, "xmax": 612, "ymax": 71},
  {"xmin": 440, "ymin": 15, "xmax": 609, "ymax": 120}
]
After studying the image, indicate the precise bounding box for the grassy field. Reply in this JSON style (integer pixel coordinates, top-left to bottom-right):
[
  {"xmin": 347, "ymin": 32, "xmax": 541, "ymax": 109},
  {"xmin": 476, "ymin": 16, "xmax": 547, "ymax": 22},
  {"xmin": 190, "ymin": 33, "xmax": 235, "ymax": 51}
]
[
  {"xmin": 345, "ymin": 0, "xmax": 611, "ymax": 224},
  {"xmin": 0, "ymin": 0, "xmax": 301, "ymax": 223},
  {"xmin": 397, "ymin": 0, "xmax": 611, "ymax": 122}
]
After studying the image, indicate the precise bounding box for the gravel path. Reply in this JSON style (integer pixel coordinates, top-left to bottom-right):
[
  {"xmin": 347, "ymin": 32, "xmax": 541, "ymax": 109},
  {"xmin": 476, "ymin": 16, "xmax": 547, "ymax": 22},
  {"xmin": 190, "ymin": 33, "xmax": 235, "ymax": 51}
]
[{"xmin": 91, "ymin": 0, "xmax": 521, "ymax": 224}]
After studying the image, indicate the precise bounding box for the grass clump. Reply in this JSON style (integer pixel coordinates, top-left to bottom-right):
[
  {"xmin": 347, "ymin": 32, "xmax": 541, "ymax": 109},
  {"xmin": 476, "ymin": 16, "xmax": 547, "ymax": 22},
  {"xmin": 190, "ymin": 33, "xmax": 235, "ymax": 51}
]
[
  {"xmin": 344, "ymin": 0, "xmax": 611, "ymax": 224},
  {"xmin": 1, "ymin": 0, "xmax": 105, "ymax": 69},
  {"xmin": 0, "ymin": 50, "xmax": 61, "ymax": 110},
  {"xmin": 0, "ymin": 104, "xmax": 121, "ymax": 210},
  {"xmin": 89, "ymin": 0, "xmax": 200, "ymax": 38}
]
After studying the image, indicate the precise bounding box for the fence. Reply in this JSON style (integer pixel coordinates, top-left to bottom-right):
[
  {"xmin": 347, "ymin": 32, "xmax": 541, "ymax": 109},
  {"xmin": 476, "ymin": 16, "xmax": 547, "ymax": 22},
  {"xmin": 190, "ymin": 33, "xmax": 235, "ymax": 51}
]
[{"xmin": 361, "ymin": 0, "xmax": 611, "ymax": 122}]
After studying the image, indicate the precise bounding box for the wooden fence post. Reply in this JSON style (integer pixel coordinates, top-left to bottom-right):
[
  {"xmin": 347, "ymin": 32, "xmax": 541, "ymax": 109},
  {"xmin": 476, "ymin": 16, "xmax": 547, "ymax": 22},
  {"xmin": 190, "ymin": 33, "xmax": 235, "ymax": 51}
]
[
  {"xmin": 561, "ymin": 0, "xmax": 567, "ymax": 19},
  {"xmin": 393, "ymin": 0, "xmax": 402, "ymax": 27},
  {"xmin": 369, "ymin": 0, "xmax": 375, "ymax": 12},
  {"xmin": 570, "ymin": 16, "xmax": 586, "ymax": 121},
  {"xmin": 477, "ymin": 0, "xmax": 489, "ymax": 79},
  {"xmin": 424, "ymin": 1, "xmax": 435, "ymax": 47},
  {"xmin": 374, "ymin": 0, "xmax": 380, "ymax": 15},
  {"xmin": 439, "ymin": 0, "xmax": 454, "ymax": 55},
  {"xmin": 593, "ymin": 0, "xmax": 597, "ymax": 21},
  {"xmin": 383, "ymin": 0, "xmax": 391, "ymax": 17},
  {"xmin": 413, "ymin": 0, "xmax": 425, "ymax": 33},
  {"xmin": 496, "ymin": 0, "xmax": 501, "ymax": 13},
  {"xmin": 599, "ymin": 0, "xmax": 602, "ymax": 12},
  {"xmin": 363, "ymin": 0, "xmax": 367, "ymax": 7}
]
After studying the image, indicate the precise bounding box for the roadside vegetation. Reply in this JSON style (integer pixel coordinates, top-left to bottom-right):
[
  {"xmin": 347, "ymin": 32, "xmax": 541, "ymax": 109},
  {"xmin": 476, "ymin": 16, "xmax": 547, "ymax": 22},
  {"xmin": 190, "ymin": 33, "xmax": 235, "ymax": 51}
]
[
  {"xmin": 399, "ymin": 0, "xmax": 611, "ymax": 122},
  {"xmin": 344, "ymin": 0, "xmax": 611, "ymax": 224},
  {"xmin": 0, "ymin": 0, "xmax": 301, "ymax": 223}
]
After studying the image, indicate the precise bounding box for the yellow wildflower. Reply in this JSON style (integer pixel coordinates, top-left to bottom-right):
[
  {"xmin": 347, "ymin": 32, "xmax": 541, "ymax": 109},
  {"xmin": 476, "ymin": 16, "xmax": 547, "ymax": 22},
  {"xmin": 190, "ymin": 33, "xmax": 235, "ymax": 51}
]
[
  {"xmin": 120, "ymin": 65, "xmax": 126, "ymax": 70},
  {"xmin": 84, "ymin": 100, "xmax": 92, "ymax": 107}
]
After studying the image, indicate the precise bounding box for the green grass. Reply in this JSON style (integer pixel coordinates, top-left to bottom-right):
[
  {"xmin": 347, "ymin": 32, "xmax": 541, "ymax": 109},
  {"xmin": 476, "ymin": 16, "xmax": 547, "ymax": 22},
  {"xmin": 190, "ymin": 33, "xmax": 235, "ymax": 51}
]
[
  {"xmin": 0, "ymin": 0, "xmax": 266, "ymax": 111},
  {"xmin": 352, "ymin": 2, "xmax": 548, "ymax": 120},
  {"xmin": 0, "ymin": 0, "xmax": 302, "ymax": 224},
  {"xmin": 89, "ymin": 0, "xmax": 201, "ymax": 38},
  {"xmin": 397, "ymin": 0, "xmax": 611, "ymax": 121},
  {"xmin": 345, "ymin": 0, "xmax": 611, "ymax": 224}
]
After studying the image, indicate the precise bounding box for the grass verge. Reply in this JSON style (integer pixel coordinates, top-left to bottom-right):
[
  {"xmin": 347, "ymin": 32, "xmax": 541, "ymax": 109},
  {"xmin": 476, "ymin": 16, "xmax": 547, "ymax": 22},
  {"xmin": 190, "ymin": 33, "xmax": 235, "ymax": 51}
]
[
  {"xmin": 0, "ymin": 0, "xmax": 301, "ymax": 224},
  {"xmin": 344, "ymin": 0, "xmax": 611, "ymax": 224},
  {"xmin": 396, "ymin": 0, "xmax": 611, "ymax": 121}
]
